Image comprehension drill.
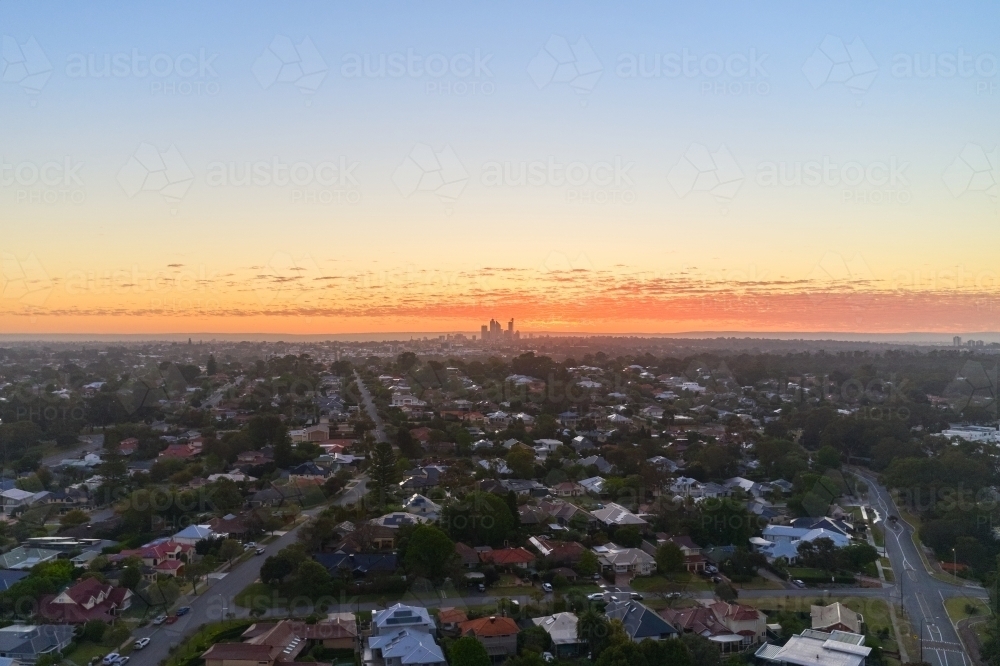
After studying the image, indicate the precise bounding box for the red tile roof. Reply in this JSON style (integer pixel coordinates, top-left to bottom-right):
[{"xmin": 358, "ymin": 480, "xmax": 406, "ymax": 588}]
[
  {"xmin": 480, "ymin": 547, "xmax": 535, "ymax": 566},
  {"xmin": 459, "ymin": 616, "xmax": 519, "ymax": 637}
]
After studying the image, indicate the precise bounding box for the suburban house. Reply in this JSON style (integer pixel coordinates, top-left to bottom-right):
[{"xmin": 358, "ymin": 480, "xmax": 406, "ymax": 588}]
[
  {"xmin": 458, "ymin": 616, "xmax": 519, "ymax": 661},
  {"xmin": 365, "ymin": 629, "xmax": 445, "ymax": 666},
  {"xmin": 811, "ymin": 603, "xmax": 864, "ymax": 634},
  {"xmin": 593, "ymin": 543, "xmax": 657, "ymax": 576},
  {"xmin": 172, "ymin": 524, "xmax": 220, "ymax": 545},
  {"xmin": 663, "ymin": 535, "xmax": 707, "ymax": 573},
  {"xmin": 479, "ymin": 547, "xmax": 536, "ymax": 570},
  {"xmin": 403, "ymin": 494, "xmax": 442, "ymax": 519},
  {"xmin": 532, "ymin": 613, "xmax": 586, "ymax": 658},
  {"xmin": 0, "ymin": 547, "xmax": 60, "ymax": 570},
  {"xmin": 605, "ymin": 600, "xmax": 678, "ymax": 642},
  {"xmin": 592, "ymin": 503, "xmax": 648, "ymax": 529},
  {"xmin": 372, "ymin": 604, "xmax": 436, "ymax": 636},
  {"xmin": 38, "ymin": 578, "xmax": 133, "ymax": 623},
  {"xmin": 365, "ymin": 604, "xmax": 445, "ymax": 666},
  {"xmin": 437, "ymin": 607, "xmax": 468, "ymax": 633},
  {"xmin": 0, "ymin": 624, "xmax": 74, "ymax": 664},
  {"xmin": 0, "ymin": 489, "xmax": 38, "ymax": 515},
  {"xmin": 751, "ymin": 525, "xmax": 852, "ymax": 562},
  {"xmin": 528, "ymin": 537, "xmax": 585, "ymax": 565},
  {"xmin": 755, "ymin": 629, "xmax": 871, "ymax": 666},
  {"xmin": 551, "ymin": 482, "xmax": 584, "ymax": 497},
  {"xmin": 707, "ymin": 601, "xmax": 767, "ymax": 646},
  {"xmin": 454, "ymin": 542, "xmax": 481, "ymax": 569},
  {"xmin": 203, "ymin": 617, "xmax": 358, "ymax": 666}
]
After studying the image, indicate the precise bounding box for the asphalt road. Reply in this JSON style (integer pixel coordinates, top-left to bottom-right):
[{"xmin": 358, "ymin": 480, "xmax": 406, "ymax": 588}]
[
  {"xmin": 353, "ymin": 371, "xmax": 388, "ymax": 445},
  {"xmin": 127, "ymin": 506, "xmax": 325, "ymax": 666},
  {"xmin": 857, "ymin": 470, "xmax": 988, "ymax": 666}
]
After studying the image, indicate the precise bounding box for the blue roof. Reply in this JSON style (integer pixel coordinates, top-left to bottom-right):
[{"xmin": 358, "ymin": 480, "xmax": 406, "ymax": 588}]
[{"xmin": 0, "ymin": 570, "xmax": 28, "ymax": 591}]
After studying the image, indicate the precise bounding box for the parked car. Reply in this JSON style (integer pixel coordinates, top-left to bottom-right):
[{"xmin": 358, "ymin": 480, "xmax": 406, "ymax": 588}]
[
  {"xmin": 245, "ymin": 541, "xmax": 256, "ymax": 548},
  {"xmin": 587, "ymin": 593, "xmax": 605, "ymax": 601},
  {"xmin": 792, "ymin": 579, "xmax": 806, "ymax": 588},
  {"xmin": 666, "ymin": 592, "xmax": 681, "ymax": 599},
  {"xmin": 165, "ymin": 615, "xmax": 179, "ymax": 624},
  {"xmin": 255, "ymin": 547, "xmax": 266, "ymax": 555},
  {"xmin": 477, "ymin": 583, "xmax": 485, "ymax": 593},
  {"xmin": 116, "ymin": 657, "xmax": 130, "ymax": 666},
  {"xmin": 629, "ymin": 592, "xmax": 643, "ymax": 600},
  {"xmin": 176, "ymin": 606, "xmax": 191, "ymax": 616},
  {"xmin": 541, "ymin": 582, "xmax": 553, "ymax": 593},
  {"xmin": 152, "ymin": 615, "xmax": 167, "ymax": 625},
  {"xmin": 711, "ymin": 576, "xmax": 721, "ymax": 583},
  {"xmin": 102, "ymin": 654, "xmax": 120, "ymax": 665},
  {"xmin": 591, "ymin": 573, "xmax": 601, "ymax": 581},
  {"xmin": 134, "ymin": 638, "xmax": 150, "ymax": 650},
  {"xmin": 542, "ymin": 653, "xmax": 554, "ymax": 663}
]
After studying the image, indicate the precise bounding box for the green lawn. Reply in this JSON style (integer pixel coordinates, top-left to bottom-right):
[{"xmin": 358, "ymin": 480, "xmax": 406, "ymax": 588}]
[
  {"xmin": 630, "ymin": 573, "xmax": 711, "ymax": 593},
  {"xmin": 732, "ymin": 577, "xmax": 784, "ymax": 590},
  {"xmin": 64, "ymin": 642, "xmax": 110, "ymax": 666},
  {"xmin": 944, "ymin": 596, "xmax": 991, "ymax": 622},
  {"xmin": 235, "ymin": 582, "xmax": 276, "ymax": 608}
]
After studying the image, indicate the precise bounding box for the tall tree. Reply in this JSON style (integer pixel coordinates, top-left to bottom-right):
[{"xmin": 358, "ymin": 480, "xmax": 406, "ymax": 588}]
[
  {"xmin": 206, "ymin": 355, "xmax": 218, "ymax": 376},
  {"xmin": 369, "ymin": 441, "xmax": 397, "ymax": 507},
  {"xmin": 402, "ymin": 524, "xmax": 455, "ymax": 582},
  {"xmin": 448, "ymin": 636, "xmax": 490, "ymax": 666}
]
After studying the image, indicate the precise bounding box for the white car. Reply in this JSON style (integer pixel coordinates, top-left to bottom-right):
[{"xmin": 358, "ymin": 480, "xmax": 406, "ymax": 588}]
[
  {"xmin": 792, "ymin": 579, "xmax": 806, "ymax": 588},
  {"xmin": 152, "ymin": 615, "xmax": 167, "ymax": 625},
  {"xmin": 541, "ymin": 583, "xmax": 553, "ymax": 593},
  {"xmin": 134, "ymin": 638, "xmax": 151, "ymax": 650},
  {"xmin": 587, "ymin": 592, "xmax": 605, "ymax": 601},
  {"xmin": 102, "ymin": 654, "xmax": 120, "ymax": 665}
]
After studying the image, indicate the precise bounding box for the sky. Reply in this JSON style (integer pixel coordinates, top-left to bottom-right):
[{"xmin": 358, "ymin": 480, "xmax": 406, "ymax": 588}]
[{"xmin": 2, "ymin": 0, "xmax": 999, "ymax": 337}]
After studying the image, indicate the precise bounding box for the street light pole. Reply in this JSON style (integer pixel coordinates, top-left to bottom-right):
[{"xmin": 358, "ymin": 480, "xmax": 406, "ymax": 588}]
[
  {"xmin": 953, "ymin": 548, "xmax": 957, "ymax": 581},
  {"xmin": 920, "ymin": 618, "xmax": 924, "ymax": 663}
]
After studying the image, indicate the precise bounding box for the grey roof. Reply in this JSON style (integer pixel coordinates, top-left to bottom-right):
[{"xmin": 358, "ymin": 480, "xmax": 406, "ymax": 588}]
[
  {"xmin": 605, "ymin": 601, "xmax": 677, "ymax": 641},
  {"xmin": 0, "ymin": 624, "xmax": 73, "ymax": 659}
]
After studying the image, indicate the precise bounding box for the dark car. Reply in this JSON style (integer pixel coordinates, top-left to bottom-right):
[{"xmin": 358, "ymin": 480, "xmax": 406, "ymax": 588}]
[{"xmin": 176, "ymin": 606, "xmax": 191, "ymax": 616}]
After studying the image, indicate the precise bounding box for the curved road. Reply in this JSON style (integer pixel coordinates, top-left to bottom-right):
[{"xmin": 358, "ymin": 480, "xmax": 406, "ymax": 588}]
[{"xmin": 857, "ymin": 469, "xmax": 988, "ymax": 666}]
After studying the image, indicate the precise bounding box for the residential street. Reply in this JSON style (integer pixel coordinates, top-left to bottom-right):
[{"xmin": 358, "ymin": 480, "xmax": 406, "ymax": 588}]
[
  {"xmin": 126, "ymin": 505, "xmax": 325, "ymax": 666},
  {"xmin": 856, "ymin": 469, "xmax": 989, "ymax": 666},
  {"xmin": 353, "ymin": 371, "xmax": 388, "ymax": 444}
]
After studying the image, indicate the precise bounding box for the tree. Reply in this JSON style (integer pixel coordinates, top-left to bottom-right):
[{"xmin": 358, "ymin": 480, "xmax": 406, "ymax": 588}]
[
  {"xmin": 59, "ymin": 509, "xmax": 90, "ymax": 529},
  {"xmin": 369, "ymin": 441, "xmax": 397, "ymax": 507},
  {"xmin": 577, "ymin": 608, "xmax": 612, "ymax": 657},
  {"xmin": 679, "ymin": 634, "xmax": 722, "ymax": 666},
  {"xmin": 816, "ymin": 445, "xmax": 841, "ymax": 470},
  {"xmin": 209, "ymin": 479, "xmax": 244, "ymax": 514},
  {"xmin": 615, "ymin": 525, "xmax": 642, "ymax": 548},
  {"xmin": 207, "ymin": 355, "xmax": 218, "ymax": 376},
  {"xmin": 219, "ymin": 538, "xmax": 243, "ymax": 565},
  {"xmin": 120, "ymin": 565, "xmax": 141, "ymax": 591},
  {"xmin": 261, "ymin": 554, "xmax": 294, "ymax": 585},
  {"xmin": 655, "ymin": 543, "xmax": 684, "ymax": 574},
  {"xmin": 441, "ymin": 491, "xmax": 514, "ymax": 547},
  {"xmin": 577, "ymin": 549, "xmax": 600, "ymax": 577},
  {"xmin": 449, "ymin": 636, "xmax": 490, "ymax": 666},
  {"xmin": 506, "ymin": 444, "xmax": 536, "ymax": 479},
  {"xmin": 294, "ymin": 559, "xmax": 331, "ymax": 596},
  {"xmin": 402, "ymin": 524, "xmax": 454, "ymax": 582}
]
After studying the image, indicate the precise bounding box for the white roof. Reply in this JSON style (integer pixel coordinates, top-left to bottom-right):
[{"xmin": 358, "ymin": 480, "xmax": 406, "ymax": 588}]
[{"xmin": 532, "ymin": 613, "xmax": 579, "ymax": 646}]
